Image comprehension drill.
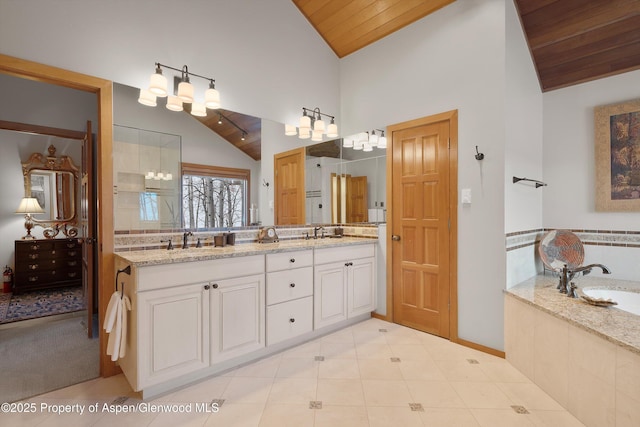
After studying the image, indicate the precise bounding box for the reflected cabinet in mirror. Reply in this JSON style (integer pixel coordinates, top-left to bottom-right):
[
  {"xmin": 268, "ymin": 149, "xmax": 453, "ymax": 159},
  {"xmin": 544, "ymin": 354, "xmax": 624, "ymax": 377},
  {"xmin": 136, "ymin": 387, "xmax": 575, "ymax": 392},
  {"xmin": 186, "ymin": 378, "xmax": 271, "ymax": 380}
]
[{"xmin": 22, "ymin": 144, "xmax": 80, "ymax": 238}]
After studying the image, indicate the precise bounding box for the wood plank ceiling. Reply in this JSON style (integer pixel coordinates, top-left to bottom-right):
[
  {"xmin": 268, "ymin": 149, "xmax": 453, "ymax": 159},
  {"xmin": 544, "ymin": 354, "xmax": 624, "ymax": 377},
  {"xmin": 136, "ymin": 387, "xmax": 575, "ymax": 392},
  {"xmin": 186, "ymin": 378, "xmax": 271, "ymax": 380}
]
[
  {"xmin": 192, "ymin": 109, "xmax": 262, "ymax": 160},
  {"xmin": 292, "ymin": 0, "xmax": 456, "ymax": 58},
  {"xmin": 515, "ymin": 0, "xmax": 640, "ymax": 91}
]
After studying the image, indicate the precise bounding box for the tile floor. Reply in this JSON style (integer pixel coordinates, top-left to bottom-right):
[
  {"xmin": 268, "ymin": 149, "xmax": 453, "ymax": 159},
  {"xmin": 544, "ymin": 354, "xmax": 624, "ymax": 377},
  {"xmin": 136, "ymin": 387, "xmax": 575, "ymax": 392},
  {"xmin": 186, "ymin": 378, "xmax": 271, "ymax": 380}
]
[{"xmin": 1, "ymin": 318, "xmax": 586, "ymax": 427}]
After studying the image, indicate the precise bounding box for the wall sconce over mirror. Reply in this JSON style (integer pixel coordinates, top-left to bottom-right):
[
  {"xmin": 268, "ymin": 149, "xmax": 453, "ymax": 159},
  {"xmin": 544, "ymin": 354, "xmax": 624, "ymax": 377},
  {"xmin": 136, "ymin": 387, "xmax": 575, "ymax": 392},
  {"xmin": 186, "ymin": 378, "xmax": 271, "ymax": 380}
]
[
  {"xmin": 285, "ymin": 107, "xmax": 339, "ymax": 141},
  {"xmin": 138, "ymin": 62, "xmax": 221, "ymax": 117},
  {"xmin": 343, "ymin": 129, "xmax": 387, "ymax": 151}
]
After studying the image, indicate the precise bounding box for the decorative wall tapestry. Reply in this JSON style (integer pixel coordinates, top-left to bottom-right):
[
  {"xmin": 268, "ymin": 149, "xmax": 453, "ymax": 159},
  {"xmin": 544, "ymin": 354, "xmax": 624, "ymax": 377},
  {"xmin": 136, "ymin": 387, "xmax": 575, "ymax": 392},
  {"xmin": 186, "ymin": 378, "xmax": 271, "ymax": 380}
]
[{"xmin": 595, "ymin": 98, "xmax": 640, "ymax": 211}]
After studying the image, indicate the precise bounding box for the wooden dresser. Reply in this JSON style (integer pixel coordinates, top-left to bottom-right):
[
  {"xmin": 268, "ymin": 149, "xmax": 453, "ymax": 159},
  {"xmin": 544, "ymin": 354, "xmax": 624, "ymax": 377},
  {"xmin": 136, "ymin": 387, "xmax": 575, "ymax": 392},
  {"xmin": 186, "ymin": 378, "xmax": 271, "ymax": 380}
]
[{"xmin": 14, "ymin": 239, "xmax": 82, "ymax": 294}]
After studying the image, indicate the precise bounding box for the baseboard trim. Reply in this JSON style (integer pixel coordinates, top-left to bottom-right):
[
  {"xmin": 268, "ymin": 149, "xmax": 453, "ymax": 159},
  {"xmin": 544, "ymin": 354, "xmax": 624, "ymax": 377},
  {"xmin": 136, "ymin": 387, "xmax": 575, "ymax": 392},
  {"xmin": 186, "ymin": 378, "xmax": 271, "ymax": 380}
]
[
  {"xmin": 371, "ymin": 312, "xmax": 390, "ymax": 321},
  {"xmin": 455, "ymin": 337, "xmax": 505, "ymax": 358}
]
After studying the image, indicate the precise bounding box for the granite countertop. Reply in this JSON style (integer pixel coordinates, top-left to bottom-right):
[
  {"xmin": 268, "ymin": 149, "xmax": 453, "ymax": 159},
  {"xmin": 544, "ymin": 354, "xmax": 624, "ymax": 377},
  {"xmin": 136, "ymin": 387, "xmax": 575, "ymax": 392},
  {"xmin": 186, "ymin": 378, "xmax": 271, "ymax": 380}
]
[
  {"xmin": 115, "ymin": 236, "xmax": 377, "ymax": 267},
  {"xmin": 505, "ymin": 274, "xmax": 640, "ymax": 355}
]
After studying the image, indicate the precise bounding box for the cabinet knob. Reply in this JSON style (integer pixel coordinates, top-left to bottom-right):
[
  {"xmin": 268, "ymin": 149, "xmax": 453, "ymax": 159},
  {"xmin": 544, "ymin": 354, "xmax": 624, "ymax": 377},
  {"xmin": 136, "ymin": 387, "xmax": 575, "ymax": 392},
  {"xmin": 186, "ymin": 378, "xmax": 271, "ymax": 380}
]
[
  {"xmin": 204, "ymin": 284, "xmax": 210, "ymax": 290},
  {"xmin": 212, "ymin": 283, "xmax": 219, "ymax": 289},
  {"xmin": 289, "ymin": 318, "xmax": 295, "ymax": 323},
  {"xmin": 345, "ymin": 262, "xmax": 353, "ymax": 267},
  {"xmin": 290, "ymin": 283, "xmax": 296, "ymax": 288},
  {"xmin": 290, "ymin": 258, "xmax": 296, "ymax": 263}
]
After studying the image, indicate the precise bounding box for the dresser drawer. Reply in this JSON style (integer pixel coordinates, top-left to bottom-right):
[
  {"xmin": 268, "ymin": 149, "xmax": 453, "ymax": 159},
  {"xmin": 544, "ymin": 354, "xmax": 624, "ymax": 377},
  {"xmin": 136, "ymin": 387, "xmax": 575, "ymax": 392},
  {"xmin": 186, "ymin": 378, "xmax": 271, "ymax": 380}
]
[
  {"xmin": 266, "ymin": 267, "xmax": 313, "ymax": 305},
  {"xmin": 266, "ymin": 296, "xmax": 313, "ymax": 346},
  {"xmin": 266, "ymin": 250, "xmax": 313, "ymax": 272},
  {"xmin": 22, "ymin": 268, "xmax": 81, "ymax": 286}
]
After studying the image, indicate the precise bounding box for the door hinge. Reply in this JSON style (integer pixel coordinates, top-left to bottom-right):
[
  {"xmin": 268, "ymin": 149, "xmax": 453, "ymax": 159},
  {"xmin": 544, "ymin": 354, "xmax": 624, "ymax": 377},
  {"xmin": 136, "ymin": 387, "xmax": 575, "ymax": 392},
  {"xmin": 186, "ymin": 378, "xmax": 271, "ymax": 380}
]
[
  {"xmin": 448, "ymin": 138, "xmax": 450, "ymax": 149},
  {"xmin": 448, "ymin": 218, "xmax": 450, "ymax": 229}
]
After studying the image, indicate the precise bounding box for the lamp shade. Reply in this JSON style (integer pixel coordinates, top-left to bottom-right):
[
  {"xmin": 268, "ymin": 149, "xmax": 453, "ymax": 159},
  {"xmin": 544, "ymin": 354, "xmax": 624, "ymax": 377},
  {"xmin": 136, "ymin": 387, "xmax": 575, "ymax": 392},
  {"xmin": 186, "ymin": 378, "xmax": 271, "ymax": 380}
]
[
  {"xmin": 378, "ymin": 135, "xmax": 387, "ymax": 148},
  {"xmin": 299, "ymin": 115, "xmax": 311, "ymax": 131},
  {"xmin": 326, "ymin": 123, "xmax": 338, "ymax": 137},
  {"xmin": 311, "ymin": 129, "xmax": 323, "ymax": 142},
  {"xmin": 191, "ymin": 102, "xmax": 207, "ymax": 117},
  {"xmin": 343, "ymin": 138, "xmax": 354, "ymax": 148},
  {"xmin": 205, "ymin": 87, "xmax": 221, "ymax": 109},
  {"xmin": 149, "ymin": 72, "xmax": 168, "ymax": 97},
  {"xmin": 299, "ymin": 128, "xmax": 311, "ymax": 139},
  {"xmin": 313, "ymin": 119, "xmax": 325, "ymax": 133},
  {"xmin": 363, "ymin": 142, "xmax": 373, "ymax": 152},
  {"xmin": 166, "ymin": 95, "xmax": 184, "ymax": 112},
  {"xmin": 138, "ymin": 88, "xmax": 157, "ymax": 107},
  {"xmin": 284, "ymin": 124, "xmax": 297, "ymax": 136},
  {"xmin": 16, "ymin": 197, "xmax": 44, "ymax": 214},
  {"xmin": 177, "ymin": 81, "xmax": 194, "ymax": 103},
  {"xmin": 369, "ymin": 132, "xmax": 378, "ymax": 146}
]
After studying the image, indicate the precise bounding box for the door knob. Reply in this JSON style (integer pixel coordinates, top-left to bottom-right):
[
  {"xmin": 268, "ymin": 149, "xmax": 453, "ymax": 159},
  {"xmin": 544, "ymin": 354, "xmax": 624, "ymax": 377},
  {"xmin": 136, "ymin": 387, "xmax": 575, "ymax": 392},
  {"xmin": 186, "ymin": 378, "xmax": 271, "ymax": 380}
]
[{"xmin": 392, "ymin": 235, "xmax": 401, "ymax": 241}]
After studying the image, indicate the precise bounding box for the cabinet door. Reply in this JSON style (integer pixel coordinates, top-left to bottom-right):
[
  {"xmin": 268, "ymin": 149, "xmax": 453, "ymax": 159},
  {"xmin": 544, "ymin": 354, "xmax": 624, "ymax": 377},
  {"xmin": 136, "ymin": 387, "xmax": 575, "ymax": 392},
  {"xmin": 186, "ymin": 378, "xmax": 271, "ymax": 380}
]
[
  {"xmin": 138, "ymin": 283, "xmax": 210, "ymax": 388},
  {"xmin": 210, "ymin": 274, "xmax": 265, "ymax": 363},
  {"xmin": 314, "ymin": 261, "xmax": 347, "ymax": 329},
  {"xmin": 348, "ymin": 257, "xmax": 375, "ymax": 318}
]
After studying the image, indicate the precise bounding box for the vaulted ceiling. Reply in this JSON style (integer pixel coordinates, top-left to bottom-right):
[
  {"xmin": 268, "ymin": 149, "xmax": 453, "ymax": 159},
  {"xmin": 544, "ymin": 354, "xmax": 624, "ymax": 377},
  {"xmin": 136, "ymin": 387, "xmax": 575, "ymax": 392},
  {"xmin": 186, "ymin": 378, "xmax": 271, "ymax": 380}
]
[{"xmin": 197, "ymin": 1, "xmax": 640, "ymax": 158}]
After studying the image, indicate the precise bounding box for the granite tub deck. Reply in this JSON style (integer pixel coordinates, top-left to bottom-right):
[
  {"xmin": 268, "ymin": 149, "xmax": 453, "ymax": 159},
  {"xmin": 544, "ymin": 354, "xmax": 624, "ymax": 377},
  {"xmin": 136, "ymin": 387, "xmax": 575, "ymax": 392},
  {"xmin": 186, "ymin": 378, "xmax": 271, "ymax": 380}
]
[
  {"xmin": 505, "ymin": 274, "xmax": 640, "ymax": 355},
  {"xmin": 115, "ymin": 236, "xmax": 375, "ymax": 267}
]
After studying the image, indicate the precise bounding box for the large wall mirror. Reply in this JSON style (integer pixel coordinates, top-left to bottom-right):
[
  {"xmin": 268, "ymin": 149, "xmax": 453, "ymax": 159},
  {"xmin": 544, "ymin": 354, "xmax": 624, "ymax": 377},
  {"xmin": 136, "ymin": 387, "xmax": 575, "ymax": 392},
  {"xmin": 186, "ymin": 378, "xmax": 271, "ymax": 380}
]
[
  {"xmin": 22, "ymin": 143, "xmax": 80, "ymax": 237},
  {"xmin": 112, "ymin": 82, "xmax": 386, "ymax": 231}
]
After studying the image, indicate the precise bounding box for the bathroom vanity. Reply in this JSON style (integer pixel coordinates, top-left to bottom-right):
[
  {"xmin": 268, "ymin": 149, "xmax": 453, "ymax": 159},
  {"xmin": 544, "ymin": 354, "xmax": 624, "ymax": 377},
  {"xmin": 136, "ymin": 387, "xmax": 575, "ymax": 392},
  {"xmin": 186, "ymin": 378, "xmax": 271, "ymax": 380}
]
[{"xmin": 114, "ymin": 237, "xmax": 376, "ymax": 398}]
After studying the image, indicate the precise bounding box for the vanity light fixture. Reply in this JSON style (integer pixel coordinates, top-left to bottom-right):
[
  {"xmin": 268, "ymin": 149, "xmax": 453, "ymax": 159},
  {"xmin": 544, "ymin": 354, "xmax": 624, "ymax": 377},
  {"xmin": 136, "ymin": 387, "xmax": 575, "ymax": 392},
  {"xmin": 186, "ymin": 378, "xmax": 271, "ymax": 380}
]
[
  {"xmin": 342, "ymin": 129, "xmax": 387, "ymax": 150},
  {"xmin": 139, "ymin": 63, "xmax": 221, "ymax": 117},
  {"xmin": 285, "ymin": 107, "xmax": 339, "ymax": 140},
  {"xmin": 15, "ymin": 197, "xmax": 45, "ymax": 240}
]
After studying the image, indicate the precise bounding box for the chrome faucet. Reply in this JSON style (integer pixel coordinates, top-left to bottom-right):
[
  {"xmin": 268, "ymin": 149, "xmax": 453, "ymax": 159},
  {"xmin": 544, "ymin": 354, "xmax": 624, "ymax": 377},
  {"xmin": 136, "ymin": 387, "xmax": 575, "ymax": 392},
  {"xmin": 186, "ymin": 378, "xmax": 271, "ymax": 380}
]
[
  {"xmin": 182, "ymin": 231, "xmax": 193, "ymax": 249},
  {"xmin": 313, "ymin": 226, "xmax": 325, "ymax": 239},
  {"xmin": 558, "ymin": 263, "xmax": 611, "ymax": 295}
]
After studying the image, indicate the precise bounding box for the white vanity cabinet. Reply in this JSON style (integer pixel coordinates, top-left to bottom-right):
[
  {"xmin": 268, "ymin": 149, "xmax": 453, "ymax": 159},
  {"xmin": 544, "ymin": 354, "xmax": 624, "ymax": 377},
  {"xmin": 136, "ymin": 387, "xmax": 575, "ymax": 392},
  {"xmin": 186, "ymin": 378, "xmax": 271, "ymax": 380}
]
[
  {"xmin": 210, "ymin": 273, "xmax": 265, "ymax": 363},
  {"xmin": 314, "ymin": 244, "xmax": 375, "ymax": 329},
  {"xmin": 136, "ymin": 282, "xmax": 210, "ymax": 389},
  {"xmin": 266, "ymin": 250, "xmax": 313, "ymax": 345}
]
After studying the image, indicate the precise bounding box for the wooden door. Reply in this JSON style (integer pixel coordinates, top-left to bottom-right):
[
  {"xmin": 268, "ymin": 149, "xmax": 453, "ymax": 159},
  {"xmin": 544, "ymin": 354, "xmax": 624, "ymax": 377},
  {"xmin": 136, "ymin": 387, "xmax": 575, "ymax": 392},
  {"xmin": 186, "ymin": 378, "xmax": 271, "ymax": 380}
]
[
  {"xmin": 348, "ymin": 176, "xmax": 368, "ymax": 222},
  {"xmin": 390, "ymin": 114, "xmax": 456, "ymax": 338},
  {"xmin": 81, "ymin": 121, "xmax": 95, "ymax": 338},
  {"xmin": 274, "ymin": 147, "xmax": 305, "ymax": 225}
]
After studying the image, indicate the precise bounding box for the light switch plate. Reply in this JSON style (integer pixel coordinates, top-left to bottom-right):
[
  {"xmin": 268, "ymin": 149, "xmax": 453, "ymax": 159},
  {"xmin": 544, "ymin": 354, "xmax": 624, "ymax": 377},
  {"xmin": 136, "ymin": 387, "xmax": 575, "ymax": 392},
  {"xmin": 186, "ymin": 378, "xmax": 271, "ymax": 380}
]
[{"xmin": 461, "ymin": 188, "xmax": 472, "ymax": 204}]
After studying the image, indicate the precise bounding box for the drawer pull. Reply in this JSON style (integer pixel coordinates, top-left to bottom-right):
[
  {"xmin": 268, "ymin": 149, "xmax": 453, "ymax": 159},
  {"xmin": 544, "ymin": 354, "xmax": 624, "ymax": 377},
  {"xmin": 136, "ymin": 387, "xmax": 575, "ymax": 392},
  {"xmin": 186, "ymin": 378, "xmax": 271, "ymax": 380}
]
[
  {"xmin": 68, "ymin": 261, "xmax": 77, "ymax": 266},
  {"xmin": 68, "ymin": 272, "xmax": 77, "ymax": 278},
  {"xmin": 29, "ymin": 254, "xmax": 39, "ymax": 260},
  {"xmin": 212, "ymin": 283, "xmax": 219, "ymax": 289},
  {"xmin": 289, "ymin": 318, "xmax": 295, "ymax": 323},
  {"xmin": 204, "ymin": 284, "xmax": 210, "ymax": 290},
  {"xmin": 30, "ymin": 244, "xmax": 40, "ymax": 251},
  {"xmin": 344, "ymin": 262, "xmax": 353, "ymax": 267},
  {"xmin": 28, "ymin": 264, "xmax": 38, "ymax": 270},
  {"xmin": 289, "ymin": 258, "xmax": 296, "ymax": 263},
  {"xmin": 28, "ymin": 276, "xmax": 38, "ymax": 282},
  {"xmin": 290, "ymin": 283, "xmax": 296, "ymax": 288},
  {"xmin": 67, "ymin": 243, "xmax": 76, "ymax": 248},
  {"xmin": 68, "ymin": 251, "xmax": 76, "ymax": 257}
]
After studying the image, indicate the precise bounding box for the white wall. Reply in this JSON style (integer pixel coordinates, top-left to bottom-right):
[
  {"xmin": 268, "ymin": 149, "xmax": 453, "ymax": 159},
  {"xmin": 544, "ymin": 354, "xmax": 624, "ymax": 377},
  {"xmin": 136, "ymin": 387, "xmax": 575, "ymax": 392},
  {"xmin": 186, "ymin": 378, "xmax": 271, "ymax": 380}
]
[
  {"xmin": 0, "ymin": 0, "xmax": 340, "ymax": 127},
  {"xmin": 542, "ymin": 69, "xmax": 640, "ymax": 281},
  {"xmin": 340, "ymin": 0, "xmax": 507, "ymax": 350}
]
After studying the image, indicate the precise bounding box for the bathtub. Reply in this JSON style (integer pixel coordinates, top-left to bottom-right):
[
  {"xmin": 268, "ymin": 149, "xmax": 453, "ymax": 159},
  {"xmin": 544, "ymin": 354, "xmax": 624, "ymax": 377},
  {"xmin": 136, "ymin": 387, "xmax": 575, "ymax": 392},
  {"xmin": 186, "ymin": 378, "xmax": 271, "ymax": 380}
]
[{"xmin": 582, "ymin": 288, "xmax": 640, "ymax": 316}]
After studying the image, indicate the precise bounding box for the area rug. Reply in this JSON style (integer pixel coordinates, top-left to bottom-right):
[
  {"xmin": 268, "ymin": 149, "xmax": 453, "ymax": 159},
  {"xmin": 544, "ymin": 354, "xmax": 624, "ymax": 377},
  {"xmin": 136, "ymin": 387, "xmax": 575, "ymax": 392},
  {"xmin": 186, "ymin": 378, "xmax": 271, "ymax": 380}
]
[{"xmin": 0, "ymin": 286, "xmax": 85, "ymax": 324}]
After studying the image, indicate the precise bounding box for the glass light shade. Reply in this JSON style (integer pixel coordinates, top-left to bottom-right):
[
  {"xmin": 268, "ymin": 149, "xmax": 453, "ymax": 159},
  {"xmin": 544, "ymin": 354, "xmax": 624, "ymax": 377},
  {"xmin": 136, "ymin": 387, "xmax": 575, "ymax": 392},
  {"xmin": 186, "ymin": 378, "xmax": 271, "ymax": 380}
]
[
  {"xmin": 154, "ymin": 172, "xmax": 163, "ymax": 180},
  {"xmin": 137, "ymin": 88, "xmax": 157, "ymax": 107},
  {"xmin": 311, "ymin": 129, "xmax": 323, "ymax": 142},
  {"xmin": 353, "ymin": 140, "xmax": 364, "ymax": 150},
  {"xmin": 299, "ymin": 115, "xmax": 311, "ymax": 131},
  {"xmin": 177, "ymin": 81, "xmax": 194, "ymax": 103},
  {"xmin": 149, "ymin": 72, "xmax": 168, "ymax": 97},
  {"xmin": 298, "ymin": 128, "xmax": 311, "ymax": 139},
  {"xmin": 146, "ymin": 171, "xmax": 155, "ymax": 180},
  {"xmin": 369, "ymin": 133, "xmax": 378, "ymax": 146},
  {"xmin": 15, "ymin": 197, "xmax": 44, "ymax": 214},
  {"xmin": 326, "ymin": 123, "xmax": 338, "ymax": 137},
  {"xmin": 205, "ymin": 88, "xmax": 220, "ymax": 109},
  {"xmin": 363, "ymin": 142, "xmax": 373, "ymax": 152},
  {"xmin": 191, "ymin": 102, "xmax": 207, "ymax": 117},
  {"xmin": 166, "ymin": 95, "xmax": 184, "ymax": 112},
  {"xmin": 284, "ymin": 124, "xmax": 297, "ymax": 136},
  {"xmin": 378, "ymin": 136, "xmax": 387, "ymax": 148},
  {"xmin": 164, "ymin": 173, "xmax": 173, "ymax": 181},
  {"xmin": 359, "ymin": 132, "xmax": 369, "ymax": 143},
  {"xmin": 343, "ymin": 138, "xmax": 354, "ymax": 148},
  {"xmin": 313, "ymin": 119, "xmax": 325, "ymax": 133}
]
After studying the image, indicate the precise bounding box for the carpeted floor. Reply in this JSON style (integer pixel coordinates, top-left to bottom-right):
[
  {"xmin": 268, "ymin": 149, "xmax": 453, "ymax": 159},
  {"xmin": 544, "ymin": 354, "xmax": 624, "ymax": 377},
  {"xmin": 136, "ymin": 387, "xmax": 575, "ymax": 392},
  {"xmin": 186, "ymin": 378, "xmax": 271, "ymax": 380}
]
[
  {"xmin": 0, "ymin": 313, "xmax": 99, "ymax": 403},
  {"xmin": 0, "ymin": 286, "xmax": 85, "ymax": 324}
]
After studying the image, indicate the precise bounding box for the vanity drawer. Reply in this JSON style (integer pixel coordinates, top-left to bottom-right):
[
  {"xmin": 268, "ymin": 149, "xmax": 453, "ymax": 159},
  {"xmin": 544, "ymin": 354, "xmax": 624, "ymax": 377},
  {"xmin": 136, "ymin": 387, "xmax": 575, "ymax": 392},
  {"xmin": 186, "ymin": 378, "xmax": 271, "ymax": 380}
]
[
  {"xmin": 266, "ymin": 296, "xmax": 313, "ymax": 346},
  {"xmin": 266, "ymin": 250, "xmax": 313, "ymax": 272},
  {"xmin": 314, "ymin": 244, "xmax": 374, "ymax": 265},
  {"xmin": 266, "ymin": 267, "xmax": 313, "ymax": 305}
]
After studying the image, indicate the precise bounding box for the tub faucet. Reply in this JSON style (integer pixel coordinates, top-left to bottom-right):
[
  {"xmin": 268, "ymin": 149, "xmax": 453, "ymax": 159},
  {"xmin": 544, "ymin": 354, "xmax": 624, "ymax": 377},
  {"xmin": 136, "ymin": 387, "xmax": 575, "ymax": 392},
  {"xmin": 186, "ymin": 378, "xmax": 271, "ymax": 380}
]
[{"xmin": 558, "ymin": 263, "xmax": 611, "ymax": 294}]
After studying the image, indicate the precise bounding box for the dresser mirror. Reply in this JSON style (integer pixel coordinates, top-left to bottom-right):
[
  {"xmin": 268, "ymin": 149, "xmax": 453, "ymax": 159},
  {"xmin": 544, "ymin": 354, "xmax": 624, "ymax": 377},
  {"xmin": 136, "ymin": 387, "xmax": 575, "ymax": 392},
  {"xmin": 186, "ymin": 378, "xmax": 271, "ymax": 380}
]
[{"xmin": 22, "ymin": 144, "xmax": 80, "ymax": 237}]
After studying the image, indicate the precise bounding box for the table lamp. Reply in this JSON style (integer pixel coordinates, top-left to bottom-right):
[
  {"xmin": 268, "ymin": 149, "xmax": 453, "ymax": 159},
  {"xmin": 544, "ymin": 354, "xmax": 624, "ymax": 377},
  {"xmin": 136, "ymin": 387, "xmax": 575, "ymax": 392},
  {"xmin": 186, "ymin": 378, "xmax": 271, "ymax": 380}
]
[{"xmin": 15, "ymin": 197, "xmax": 45, "ymax": 240}]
